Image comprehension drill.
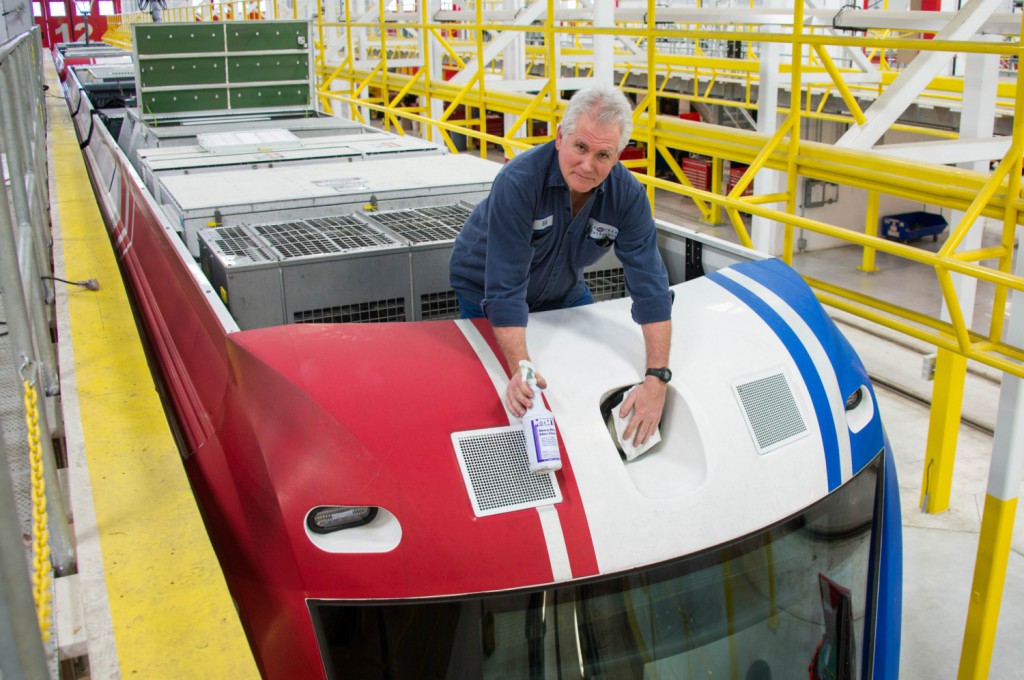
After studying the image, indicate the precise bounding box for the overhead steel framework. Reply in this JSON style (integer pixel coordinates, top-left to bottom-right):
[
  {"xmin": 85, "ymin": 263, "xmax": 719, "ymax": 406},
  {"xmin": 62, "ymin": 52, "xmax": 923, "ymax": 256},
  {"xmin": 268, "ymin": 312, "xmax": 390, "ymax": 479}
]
[{"xmin": 102, "ymin": 2, "xmax": 1022, "ymax": 678}]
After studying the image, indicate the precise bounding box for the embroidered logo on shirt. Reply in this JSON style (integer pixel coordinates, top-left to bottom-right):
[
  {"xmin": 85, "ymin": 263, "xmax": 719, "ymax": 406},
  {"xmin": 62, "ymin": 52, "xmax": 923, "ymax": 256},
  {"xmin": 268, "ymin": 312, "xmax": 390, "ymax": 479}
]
[
  {"xmin": 532, "ymin": 216, "xmax": 554, "ymax": 231},
  {"xmin": 588, "ymin": 219, "xmax": 619, "ymax": 241}
]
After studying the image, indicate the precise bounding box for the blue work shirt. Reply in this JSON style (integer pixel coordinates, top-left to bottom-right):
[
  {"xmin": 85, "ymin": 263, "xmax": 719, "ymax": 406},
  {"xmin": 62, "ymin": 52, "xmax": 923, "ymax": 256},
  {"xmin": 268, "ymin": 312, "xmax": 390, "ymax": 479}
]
[{"xmin": 449, "ymin": 140, "xmax": 673, "ymax": 327}]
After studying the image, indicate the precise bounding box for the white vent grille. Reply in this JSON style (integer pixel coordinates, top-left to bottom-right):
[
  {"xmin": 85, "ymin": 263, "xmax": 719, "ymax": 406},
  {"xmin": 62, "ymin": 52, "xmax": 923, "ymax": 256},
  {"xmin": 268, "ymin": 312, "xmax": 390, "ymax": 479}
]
[
  {"xmin": 452, "ymin": 426, "xmax": 561, "ymax": 517},
  {"xmin": 733, "ymin": 372, "xmax": 809, "ymax": 454}
]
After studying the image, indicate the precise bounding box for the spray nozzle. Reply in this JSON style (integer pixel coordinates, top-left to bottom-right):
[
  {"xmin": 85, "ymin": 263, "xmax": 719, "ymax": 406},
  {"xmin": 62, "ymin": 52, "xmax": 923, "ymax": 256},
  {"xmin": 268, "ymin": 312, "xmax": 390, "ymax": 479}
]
[{"xmin": 519, "ymin": 359, "xmax": 538, "ymax": 387}]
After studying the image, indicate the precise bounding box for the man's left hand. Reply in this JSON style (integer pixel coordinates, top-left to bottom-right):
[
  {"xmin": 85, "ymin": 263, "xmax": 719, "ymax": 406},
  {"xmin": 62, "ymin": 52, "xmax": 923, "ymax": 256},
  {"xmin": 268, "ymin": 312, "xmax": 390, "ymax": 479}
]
[{"xmin": 619, "ymin": 377, "xmax": 668, "ymax": 446}]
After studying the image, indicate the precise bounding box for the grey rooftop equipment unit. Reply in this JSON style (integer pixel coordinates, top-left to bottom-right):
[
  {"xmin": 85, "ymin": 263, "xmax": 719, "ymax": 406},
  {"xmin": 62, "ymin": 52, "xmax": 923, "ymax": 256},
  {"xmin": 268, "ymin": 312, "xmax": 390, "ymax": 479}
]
[
  {"xmin": 117, "ymin": 109, "xmax": 375, "ymax": 172},
  {"xmin": 363, "ymin": 203, "xmax": 474, "ymax": 321},
  {"xmin": 135, "ymin": 131, "xmax": 445, "ymax": 202},
  {"xmin": 583, "ymin": 251, "xmax": 626, "ymax": 302},
  {"xmin": 199, "ymin": 215, "xmax": 410, "ymax": 330},
  {"xmin": 161, "ymin": 153, "xmax": 500, "ymax": 256},
  {"xmin": 199, "ymin": 225, "xmax": 284, "ymax": 330}
]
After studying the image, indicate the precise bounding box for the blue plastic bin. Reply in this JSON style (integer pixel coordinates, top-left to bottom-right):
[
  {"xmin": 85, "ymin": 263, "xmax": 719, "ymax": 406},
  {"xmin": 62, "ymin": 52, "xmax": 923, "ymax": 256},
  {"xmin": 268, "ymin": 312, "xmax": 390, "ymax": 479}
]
[{"xmin": 882, "ymin": 211, "xmax": 947, "ymax": 243}]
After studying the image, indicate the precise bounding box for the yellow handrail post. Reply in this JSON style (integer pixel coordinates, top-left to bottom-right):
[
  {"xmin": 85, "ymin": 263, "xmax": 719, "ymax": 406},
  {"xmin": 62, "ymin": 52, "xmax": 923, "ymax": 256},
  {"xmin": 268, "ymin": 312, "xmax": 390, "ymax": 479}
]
[
  {"xmin": 920, "ymin": 347, "xmax": 968, "ymax": 514},
  {"xmin": 710, "ymin": 155, "xmax": 723, "ymax": 226},
  {"xmin": 859, "ymin": 191, "xmax": 880, "ymax": 272},
  {"xmin": 958, "ymin": 494, "xmax": 1018, "ymax": 680}
]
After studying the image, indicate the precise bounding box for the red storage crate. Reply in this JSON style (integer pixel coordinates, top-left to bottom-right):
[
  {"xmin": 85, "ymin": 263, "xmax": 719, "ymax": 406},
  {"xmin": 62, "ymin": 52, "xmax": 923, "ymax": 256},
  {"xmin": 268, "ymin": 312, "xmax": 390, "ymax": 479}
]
[
  {"xmin": 619, "ymin": 145, "xmax": 646, "ymax": 173},
  {"xmin": 728, "ymin": 164, "xmax": 754, "ymax": 196},
  {"xmin": 682, "ymin": 156, "xmax": 711, "ymax": 191}
]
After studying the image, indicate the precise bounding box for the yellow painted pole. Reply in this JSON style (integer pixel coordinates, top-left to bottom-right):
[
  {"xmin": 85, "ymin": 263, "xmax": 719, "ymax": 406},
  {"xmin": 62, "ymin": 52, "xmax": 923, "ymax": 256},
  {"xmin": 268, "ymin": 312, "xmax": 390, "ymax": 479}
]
[
  {"xmin": 811, "ymin": 45, "xmax": 866, "ymax": 124},
  {"xmin": 859, "ymin": 191, "xmax": 880, "ymax": 272},
  {"xmin": 957, "ymin": 13, "xmax": 1024, "ymax": 675},
  {"xmin": 958, "ymin": 495, "xmax": 1018, "ymax": 679},
  {"xmin": 710, "ymin": 155, "xmax": 723, "ymax": 226},
  {"xmin": 920, "ymin": 347, "xmax": 968, "ymax": 514}
]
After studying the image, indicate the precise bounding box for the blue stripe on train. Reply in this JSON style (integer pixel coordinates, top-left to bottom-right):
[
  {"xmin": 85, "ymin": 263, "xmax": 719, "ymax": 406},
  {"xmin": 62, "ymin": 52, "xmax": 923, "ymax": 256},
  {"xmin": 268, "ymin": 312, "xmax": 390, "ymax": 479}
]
[
  {"xmin": 725, "ymin": 259, "xmax": 884, "ymax": 475},
  {"xmin": 707, "ymin": 268, "xmax": 843, "ymax": 491}
]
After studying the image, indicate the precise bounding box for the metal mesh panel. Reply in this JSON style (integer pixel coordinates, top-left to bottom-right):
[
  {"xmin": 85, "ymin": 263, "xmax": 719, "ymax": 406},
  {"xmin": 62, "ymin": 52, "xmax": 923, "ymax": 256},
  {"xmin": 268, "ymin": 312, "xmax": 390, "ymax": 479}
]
[
  {"xmin": 306, "ymin": 215, "xmax": 402, "ymax": 251},
  {"xmin": 584, "ymin": 267, "xmax": 627, "ymax": 302},
  {"xmin": 452, "ymin": 427, "xmax": 561, "ymax": 517},
  {"xmin": 252, "ymin": 221, "xmax": 347, "ymax": 259},
  {"xmin": 420, "ymin": 291, "xmax": 460, "ymax": 321},
  {"xmin": 292, "ymin": 298, "xmax": 407, "ymax": 324},
  {"xmin": 249, "ymin": 216, "xmax": 402, "ymax": 260},
  {"xmin": 366, "ymin": 203, "xmax": 471, "ymax": 243},
  {"xmin": 0, "ymin": 293, "xmax": 32, "ymax": 539},
  {"xmin": 734, "ymin": 373, "xmax": 807, "ymax": 453},
  {"xmin": 204, "ymin": 225, "xmax": 276, "ymax": 262}
]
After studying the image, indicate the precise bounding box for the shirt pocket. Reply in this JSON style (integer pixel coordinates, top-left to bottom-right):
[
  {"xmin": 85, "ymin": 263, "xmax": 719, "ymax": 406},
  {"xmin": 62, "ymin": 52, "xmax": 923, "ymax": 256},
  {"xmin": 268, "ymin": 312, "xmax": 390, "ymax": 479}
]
[
  {"xmin": 531, "ymin": 215, "xmax": 554, "ymax": 244},
  {"xmin": 586, "ymin": 218, "xmax": 619, "ymax": 249}
]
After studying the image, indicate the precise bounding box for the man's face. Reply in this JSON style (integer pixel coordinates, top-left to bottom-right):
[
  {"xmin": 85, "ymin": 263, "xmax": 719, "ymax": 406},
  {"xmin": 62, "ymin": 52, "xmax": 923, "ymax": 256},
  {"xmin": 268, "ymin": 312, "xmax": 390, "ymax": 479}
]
[{"xmin": 555, "ymin": 115, "xmax": 622, "ymax": 195}]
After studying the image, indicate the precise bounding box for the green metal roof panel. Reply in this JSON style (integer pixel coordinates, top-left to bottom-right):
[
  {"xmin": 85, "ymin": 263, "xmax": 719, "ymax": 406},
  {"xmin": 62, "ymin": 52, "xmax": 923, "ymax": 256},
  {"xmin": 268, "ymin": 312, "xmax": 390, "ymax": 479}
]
[
  {"xmin": 225, "ymin": 23, "xmax": 309, "ymax": 52},
  {"xmin": 139, "ymin": 57, "xmax": 225, "ymax": 87},
  {"xmin": 230, "ymin": 85, "xmax": 310, "ymax": 108},
  {"xmin": 134, "ymin": 25, "xmax": 225, "ymax": 54},
  {"xmin": 140, "ymin": 88, "xmax": 230, "ymax": 115},
  {"xmin": 228, "ymin": 54, "xmax": 310, "ymax": 84},
  {"xmin": 131, "ymin": 20, "xmax": 314, "ymax": 120}
]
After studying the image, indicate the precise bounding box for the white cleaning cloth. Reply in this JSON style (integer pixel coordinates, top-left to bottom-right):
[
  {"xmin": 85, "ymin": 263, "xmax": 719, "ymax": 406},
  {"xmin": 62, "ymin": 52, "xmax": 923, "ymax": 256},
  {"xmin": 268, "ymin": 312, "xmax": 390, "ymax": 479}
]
[{"xmin": 613, "ymin": 386, "xmax": 662, "ymax": 461}]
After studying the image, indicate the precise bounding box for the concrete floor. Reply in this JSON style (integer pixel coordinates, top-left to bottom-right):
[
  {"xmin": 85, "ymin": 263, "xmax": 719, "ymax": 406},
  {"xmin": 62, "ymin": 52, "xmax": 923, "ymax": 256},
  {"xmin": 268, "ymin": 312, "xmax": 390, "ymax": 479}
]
[{"xmin": 652, "ymin": 188, "xmax": 1022, "ymax": 678}]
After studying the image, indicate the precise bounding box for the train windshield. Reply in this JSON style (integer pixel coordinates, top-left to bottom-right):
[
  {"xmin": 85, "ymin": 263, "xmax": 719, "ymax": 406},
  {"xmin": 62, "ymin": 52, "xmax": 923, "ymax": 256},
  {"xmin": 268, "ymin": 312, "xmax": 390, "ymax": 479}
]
[{"xmin": 311, "ymin": 452, "xmax": 882, "ymax": 679}]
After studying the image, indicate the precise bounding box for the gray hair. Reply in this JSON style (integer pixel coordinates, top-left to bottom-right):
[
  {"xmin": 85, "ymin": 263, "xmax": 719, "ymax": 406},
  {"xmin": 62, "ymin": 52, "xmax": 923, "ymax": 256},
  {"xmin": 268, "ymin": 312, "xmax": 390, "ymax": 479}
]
[{"xmin": 561, "ymin": 85, "xmax": 634, "ymax": 153}]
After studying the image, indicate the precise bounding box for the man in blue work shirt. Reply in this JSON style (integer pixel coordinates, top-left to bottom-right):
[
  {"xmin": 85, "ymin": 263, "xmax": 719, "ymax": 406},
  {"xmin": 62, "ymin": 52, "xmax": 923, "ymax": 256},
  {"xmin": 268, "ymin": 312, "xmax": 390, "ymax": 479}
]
[{"xmin": 449, "ymin": 85, "xmax": 673, "ymax": 448}]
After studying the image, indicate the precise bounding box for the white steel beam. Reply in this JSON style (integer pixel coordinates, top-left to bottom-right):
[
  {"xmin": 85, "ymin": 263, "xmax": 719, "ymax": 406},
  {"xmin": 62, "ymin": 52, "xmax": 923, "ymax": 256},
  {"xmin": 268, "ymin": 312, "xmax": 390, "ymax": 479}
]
[
  {"xmin": 593, "ymin": 0, "xmax": 614, "ymax": 87},
  {"xmin": 429, "ymin": 7, "xmax": 1020, "ymax": 34},
  {"xmin": 751, "ymin": 16, "xmax": 785, "ymax": 255},
  {"xmin": 836, "ymin": 0, "xmax": 1004, "ymax": 150},
  {"xmin": 944, "ymin": 40, "xmax": 999, "ymax": 328},
  {"xmin": 447, "ymin": 0, "xmax": 549, "ymax": 86},
  {"xmin": 874, "ymin": 137, "xmax": 1010, "ymax": 165}
]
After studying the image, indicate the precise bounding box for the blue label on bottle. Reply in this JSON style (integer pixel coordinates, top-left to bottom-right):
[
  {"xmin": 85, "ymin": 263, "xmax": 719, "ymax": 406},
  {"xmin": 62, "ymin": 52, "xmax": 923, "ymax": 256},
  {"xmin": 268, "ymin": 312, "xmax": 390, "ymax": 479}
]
[{"xmin": 531, "ymin": 418, "xmax": 559, "ymax": 462}]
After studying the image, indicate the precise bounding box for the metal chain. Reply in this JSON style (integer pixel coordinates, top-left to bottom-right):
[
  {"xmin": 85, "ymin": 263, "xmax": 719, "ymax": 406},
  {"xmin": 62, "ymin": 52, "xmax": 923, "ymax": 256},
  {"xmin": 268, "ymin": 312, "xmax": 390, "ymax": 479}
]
[{"xmin": 23, "ymin": 378, "xmax": 52, "ymax": 643}]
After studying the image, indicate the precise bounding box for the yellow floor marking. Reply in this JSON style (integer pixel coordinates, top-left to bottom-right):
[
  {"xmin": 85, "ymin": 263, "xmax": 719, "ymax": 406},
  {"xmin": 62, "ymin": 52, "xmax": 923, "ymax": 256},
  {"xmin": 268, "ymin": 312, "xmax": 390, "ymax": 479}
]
[{"xmin": 46, "ymin": 62, "xmax": 259, "ymax": 678}]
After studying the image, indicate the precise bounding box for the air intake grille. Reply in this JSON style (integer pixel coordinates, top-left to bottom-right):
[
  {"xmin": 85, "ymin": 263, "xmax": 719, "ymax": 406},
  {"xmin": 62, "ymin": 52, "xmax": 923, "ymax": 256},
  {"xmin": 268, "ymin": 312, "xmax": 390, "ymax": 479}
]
[
  {"xmin": 205, "ymin": 225, "xmax": 276, "ymax": 263},
  {"xmin": 420, "ymin": 291, "xmax": 460, "ymax": 320},
  {"xmin": 249, "ymin": 216, "xmax": 402, "ymax": 260},
  {"xmin": 307, "ymin": 215, "xmax": 402, "ymax": 251},
  {"xmin": 734, "ymin": 372, "xmax": 808, "ymax": 454},
  {"xmin": 252, "ymin": 221, "xmax": 347, "ymax": 259},
  {"xmin": 584, "ymin": 267, "xmax": 627, "ymax": 301},
  {"xmin": 293, "ymin": 298, "xmax": 406, "ymax": 324},
  {"xmin": 367, "ymin": 203, "xmax": 471, "ymax": 243},
  {"xmin": 452, "ymin": 426, "xmax": 561, "ymax": 517}
]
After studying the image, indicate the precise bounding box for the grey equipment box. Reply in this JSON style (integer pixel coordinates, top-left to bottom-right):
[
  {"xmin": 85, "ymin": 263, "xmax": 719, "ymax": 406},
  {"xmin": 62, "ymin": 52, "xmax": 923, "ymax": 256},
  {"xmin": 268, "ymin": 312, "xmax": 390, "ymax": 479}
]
[
  {"xmin": 161, "ymin": 152, "xmax": 501, "ymax": 256},
  {"xmin": 117, "ymin": 109, "xmax": 376, "ymax": 172},
  {"xmin": 363, "ymin": 203, "xmax": 475, "ymax": 321},
  {"xmin": 135, "ymin": 130, "xmax": 445, "ymax": 202},
  {"xmin": 199, "ymin": 215, "xmax": 410, "ymax": 330},
  {"xmin": 583, "ymin": 250, "xmax": 626, "ymax": 302}
]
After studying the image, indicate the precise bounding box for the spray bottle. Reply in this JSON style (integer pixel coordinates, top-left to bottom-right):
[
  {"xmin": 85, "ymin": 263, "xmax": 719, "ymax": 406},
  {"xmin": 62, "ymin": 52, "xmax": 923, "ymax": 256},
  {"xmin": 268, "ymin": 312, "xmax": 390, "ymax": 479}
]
[{"xmin": 519, "ymin": 360, "xmax": 562, "ymax": 473}]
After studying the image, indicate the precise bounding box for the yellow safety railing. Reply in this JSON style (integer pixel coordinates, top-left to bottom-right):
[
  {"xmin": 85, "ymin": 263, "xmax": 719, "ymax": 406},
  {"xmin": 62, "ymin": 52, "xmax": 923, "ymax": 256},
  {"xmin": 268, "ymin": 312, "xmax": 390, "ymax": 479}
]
[{"xmin": 98, "ymin": 4, "xmax": 1024, "ymax": 380}]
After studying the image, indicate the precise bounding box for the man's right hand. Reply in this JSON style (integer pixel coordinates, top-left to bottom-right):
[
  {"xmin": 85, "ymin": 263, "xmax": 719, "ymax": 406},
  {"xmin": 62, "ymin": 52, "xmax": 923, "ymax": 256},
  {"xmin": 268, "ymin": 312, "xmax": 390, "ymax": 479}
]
[{"xmin": 505, "ymin": 369, "xmax": 547, "ymax": 417}]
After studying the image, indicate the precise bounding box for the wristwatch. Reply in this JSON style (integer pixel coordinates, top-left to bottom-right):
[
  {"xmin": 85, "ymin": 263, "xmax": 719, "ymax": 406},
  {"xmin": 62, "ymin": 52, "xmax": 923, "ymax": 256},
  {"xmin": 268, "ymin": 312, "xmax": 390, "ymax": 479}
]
[{"xmin": 645, "ymin": 367, "xmax": 672, "ymax": 383}]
